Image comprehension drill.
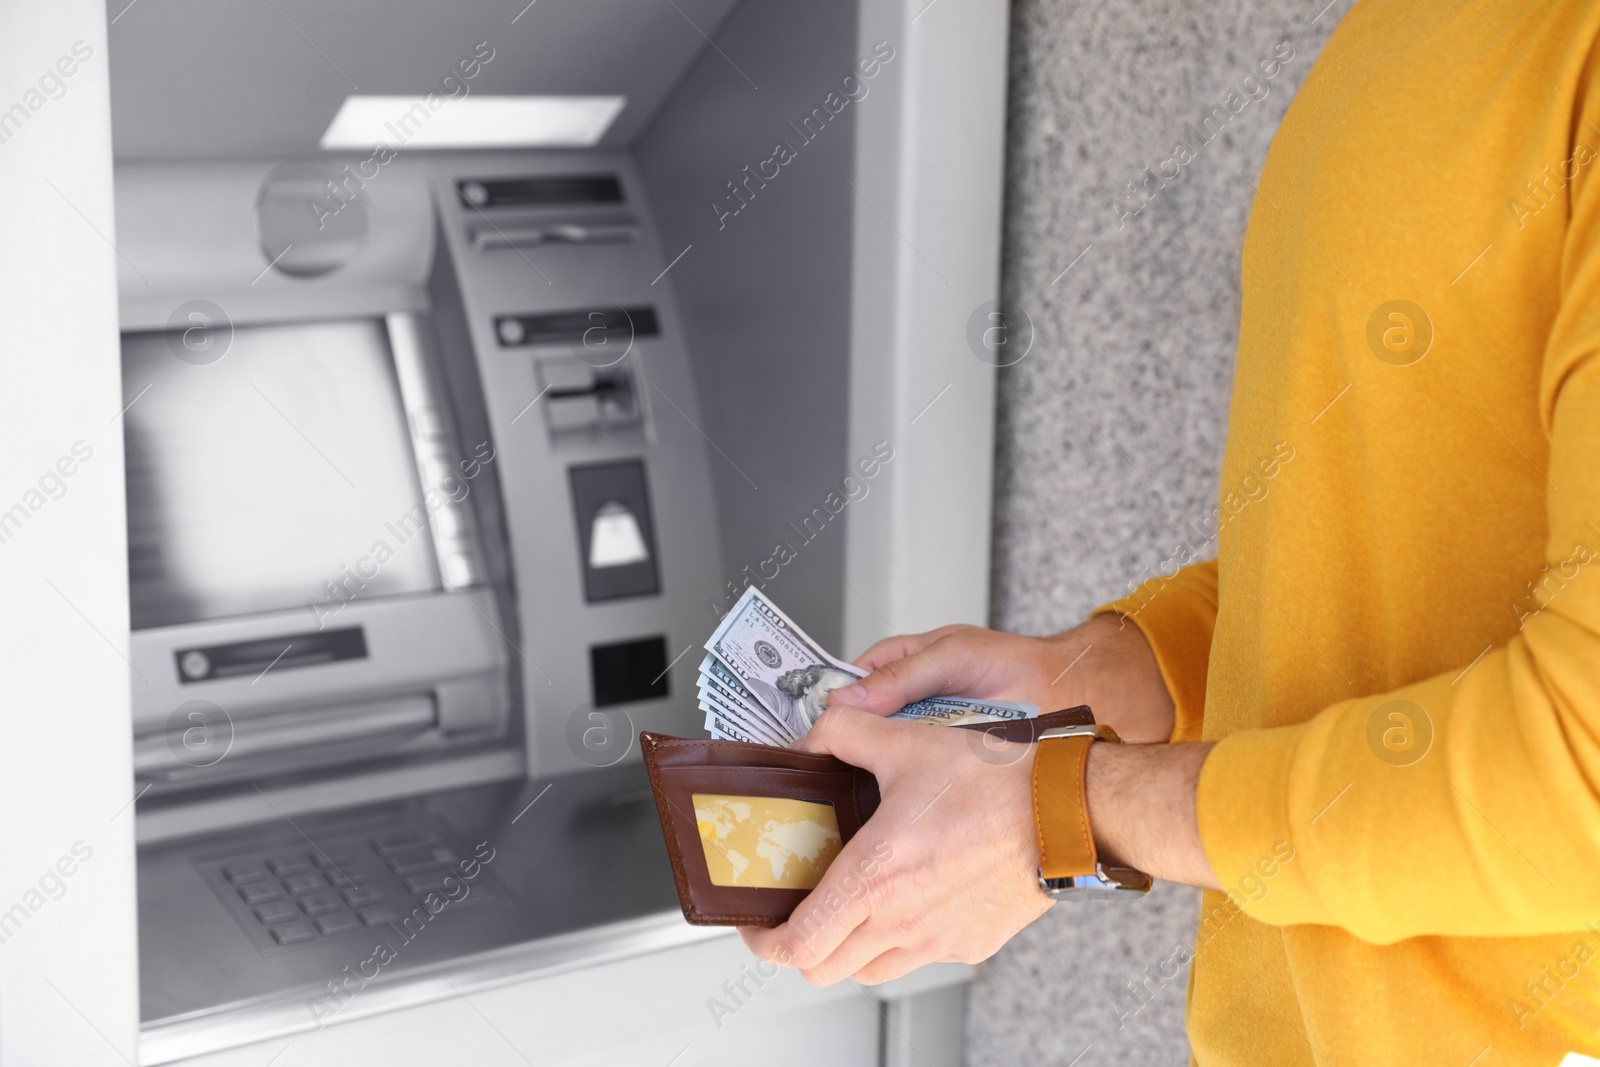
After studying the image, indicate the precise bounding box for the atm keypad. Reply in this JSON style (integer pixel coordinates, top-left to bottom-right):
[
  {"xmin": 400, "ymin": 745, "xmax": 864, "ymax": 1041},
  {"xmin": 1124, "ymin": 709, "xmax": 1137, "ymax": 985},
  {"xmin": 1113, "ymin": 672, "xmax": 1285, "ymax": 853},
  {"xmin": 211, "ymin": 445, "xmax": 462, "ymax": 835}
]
[{"xmin": 196, "ymin": 821, "xmax": 503, "ymax": 954}]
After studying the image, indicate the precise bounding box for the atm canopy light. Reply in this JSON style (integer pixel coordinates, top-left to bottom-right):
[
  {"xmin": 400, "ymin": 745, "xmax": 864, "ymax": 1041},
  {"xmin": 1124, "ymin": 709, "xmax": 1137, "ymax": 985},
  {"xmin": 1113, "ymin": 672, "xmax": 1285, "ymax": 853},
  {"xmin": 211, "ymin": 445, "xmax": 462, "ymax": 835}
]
[{"xmin": 319, "ymin": 95, "xmax": 626, "ymax": 150}]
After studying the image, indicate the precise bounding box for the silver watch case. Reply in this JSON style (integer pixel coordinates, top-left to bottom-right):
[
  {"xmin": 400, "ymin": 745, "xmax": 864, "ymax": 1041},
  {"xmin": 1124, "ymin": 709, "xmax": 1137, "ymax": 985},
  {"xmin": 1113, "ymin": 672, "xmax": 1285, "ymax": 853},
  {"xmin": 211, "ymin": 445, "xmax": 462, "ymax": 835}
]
[{"xmin": 1039, "ymin": 865, "xmax": 1154, "ymax": 898}]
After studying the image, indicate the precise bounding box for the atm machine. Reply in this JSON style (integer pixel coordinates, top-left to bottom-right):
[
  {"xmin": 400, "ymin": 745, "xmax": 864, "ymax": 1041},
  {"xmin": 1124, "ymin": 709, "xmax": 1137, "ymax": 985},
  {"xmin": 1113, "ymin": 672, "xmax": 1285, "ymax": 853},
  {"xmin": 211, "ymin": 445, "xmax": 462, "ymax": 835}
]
[
  {"xmin": 123, "ymin": 148, "xmax": 733, "ymax": 1049},
  {"xmin": 95, "ymin": 1, "xmax": 1008, "ymax": 1064}
]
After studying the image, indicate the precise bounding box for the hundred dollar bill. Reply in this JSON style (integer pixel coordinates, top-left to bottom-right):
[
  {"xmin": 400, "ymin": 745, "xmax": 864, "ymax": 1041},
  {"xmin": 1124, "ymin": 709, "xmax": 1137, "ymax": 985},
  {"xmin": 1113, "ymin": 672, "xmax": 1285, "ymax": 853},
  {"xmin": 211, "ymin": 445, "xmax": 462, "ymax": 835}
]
[
  {"xmin": 700, "ymin": 687, "xmax": 785, "ymax": 744},
  {"xmin": 889, "ymin": 695, "xmax": 1037, "ymax": 726},
  {"xmin": 697, "ymin": 656, "xmax": 789, "ymax": 744},
  {"xmin": 703, "ymin": 703, "xmax": 785, "ymax": 746},
  {"xmin": 700, "ymin": 653, "xmax": 764, "ymax": 706},
  {"xmin": 702, "ymin": 707, "xmax": 771, "ymax": 746},
  {"xmin": 698, "ymin": 655, "xmax": 793, "ymax": 740},
  {"xmin": 699, "ymin": 682, "xmax": 789, "ymax": 745},
  {"xmin": 704, "ymin": 587, "xmax": 865, "ymax": 739},
  {"xmin": 703, "ymin": 587, "xmax": 1039, "ymax": 741},
  {"xmin": 710, "ymin": 700, "xmax": 790, "ymax": 742}
]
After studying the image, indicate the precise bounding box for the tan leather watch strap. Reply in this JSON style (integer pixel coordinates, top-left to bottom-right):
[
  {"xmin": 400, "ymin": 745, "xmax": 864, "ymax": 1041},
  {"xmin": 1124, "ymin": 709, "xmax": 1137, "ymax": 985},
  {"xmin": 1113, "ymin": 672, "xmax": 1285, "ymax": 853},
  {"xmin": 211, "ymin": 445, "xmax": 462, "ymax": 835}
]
[{"xmin": 1032, "ymin": 734, "xmax": 1098, "ymax": 880}]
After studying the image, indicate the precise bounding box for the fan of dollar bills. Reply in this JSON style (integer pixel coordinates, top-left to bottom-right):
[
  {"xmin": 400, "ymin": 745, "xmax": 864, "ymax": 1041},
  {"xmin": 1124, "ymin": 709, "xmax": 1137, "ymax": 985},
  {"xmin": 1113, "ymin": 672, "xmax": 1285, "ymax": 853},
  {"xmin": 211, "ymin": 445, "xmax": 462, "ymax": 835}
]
[{"xmin": 699, "ymin": 587, "xmax": 1038, "ymax": 745}]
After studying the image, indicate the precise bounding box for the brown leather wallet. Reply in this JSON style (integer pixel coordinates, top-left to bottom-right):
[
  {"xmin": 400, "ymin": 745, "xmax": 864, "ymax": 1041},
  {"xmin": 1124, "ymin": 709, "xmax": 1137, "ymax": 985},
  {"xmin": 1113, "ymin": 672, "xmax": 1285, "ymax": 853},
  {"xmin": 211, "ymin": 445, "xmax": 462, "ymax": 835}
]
[{"xmin": 641, "ymin": 705, "xmax": 1093, "ymax": 927}]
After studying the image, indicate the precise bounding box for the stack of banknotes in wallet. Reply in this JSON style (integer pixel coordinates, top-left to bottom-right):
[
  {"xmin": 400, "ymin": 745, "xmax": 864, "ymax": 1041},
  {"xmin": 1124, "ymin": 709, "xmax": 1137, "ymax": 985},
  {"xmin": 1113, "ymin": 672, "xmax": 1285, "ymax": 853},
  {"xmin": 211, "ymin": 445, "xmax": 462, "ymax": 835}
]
[{"xmin": 699, "ymin": 587, "xmax": 1038, "ymax": 745}]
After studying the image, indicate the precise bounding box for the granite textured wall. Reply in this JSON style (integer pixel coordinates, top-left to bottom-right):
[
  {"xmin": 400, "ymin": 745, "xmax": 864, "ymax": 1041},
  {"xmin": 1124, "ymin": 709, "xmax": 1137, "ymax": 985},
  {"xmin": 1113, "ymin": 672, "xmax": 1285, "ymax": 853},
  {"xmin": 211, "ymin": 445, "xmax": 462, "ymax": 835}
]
[{"xmin": 968, "ymin": 0, "xmax": 1355, "ymax": 1063}]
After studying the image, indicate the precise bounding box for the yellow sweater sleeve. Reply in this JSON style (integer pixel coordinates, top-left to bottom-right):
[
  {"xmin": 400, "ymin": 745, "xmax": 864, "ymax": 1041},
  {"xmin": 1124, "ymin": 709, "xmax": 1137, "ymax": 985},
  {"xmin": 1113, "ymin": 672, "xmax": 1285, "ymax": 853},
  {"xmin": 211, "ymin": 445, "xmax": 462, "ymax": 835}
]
[
  {"xmin": 1092, "ymin": 558, "xmax": 1218, "ymax": 744},
  {"xmin": 1200, "ymin": 132, "xmax": 1600, "ymax": 942}
]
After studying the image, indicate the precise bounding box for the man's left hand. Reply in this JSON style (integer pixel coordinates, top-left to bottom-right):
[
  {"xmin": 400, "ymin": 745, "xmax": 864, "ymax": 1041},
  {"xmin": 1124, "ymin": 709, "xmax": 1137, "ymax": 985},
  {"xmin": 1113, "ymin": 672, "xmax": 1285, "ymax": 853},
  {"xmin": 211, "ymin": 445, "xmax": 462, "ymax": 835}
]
[{"xmin": 737, "ymin": 705, "xmax": 1051, "ymax": 986}]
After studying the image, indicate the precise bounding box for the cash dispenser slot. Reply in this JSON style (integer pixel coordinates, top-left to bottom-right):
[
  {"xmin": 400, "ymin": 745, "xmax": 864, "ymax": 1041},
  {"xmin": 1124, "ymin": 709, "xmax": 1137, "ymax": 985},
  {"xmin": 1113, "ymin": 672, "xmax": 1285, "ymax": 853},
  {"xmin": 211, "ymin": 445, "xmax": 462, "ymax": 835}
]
[{"xmin": 133, "ymin": 694, "xmax": 438, "ymax": 786}]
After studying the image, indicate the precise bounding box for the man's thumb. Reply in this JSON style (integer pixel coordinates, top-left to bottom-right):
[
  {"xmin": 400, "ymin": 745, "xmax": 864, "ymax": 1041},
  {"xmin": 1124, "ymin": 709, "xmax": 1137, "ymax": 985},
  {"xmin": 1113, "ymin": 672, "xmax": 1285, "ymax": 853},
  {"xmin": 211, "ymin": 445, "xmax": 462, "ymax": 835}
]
[
  {"xmin": 792, "ymin": 705, "xmax": 897, "ymax": 770},
  {"xmin": 829, "ymin": 653, "xmax": 952, "ymax": 716}
]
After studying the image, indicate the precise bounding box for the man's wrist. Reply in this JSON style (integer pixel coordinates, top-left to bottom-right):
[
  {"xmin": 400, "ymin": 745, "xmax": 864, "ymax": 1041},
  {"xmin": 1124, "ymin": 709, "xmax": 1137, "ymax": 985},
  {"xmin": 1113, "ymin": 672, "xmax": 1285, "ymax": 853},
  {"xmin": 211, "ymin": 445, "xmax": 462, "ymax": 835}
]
[
  {"xmin": 1045, "ymin": 614, "xmax": 1176, "ymax": 744},
  {"xmin": 1084, "ymin": 740, "xmax": 1221, "ymax": 890}
]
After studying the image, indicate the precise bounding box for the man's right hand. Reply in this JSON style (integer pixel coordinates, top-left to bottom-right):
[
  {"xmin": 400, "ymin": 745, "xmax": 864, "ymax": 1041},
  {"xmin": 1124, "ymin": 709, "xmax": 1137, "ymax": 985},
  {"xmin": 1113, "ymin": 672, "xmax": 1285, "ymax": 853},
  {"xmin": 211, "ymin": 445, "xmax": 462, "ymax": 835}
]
[{"xmin": 827, "ymin": 614, "xmax": 1177, "ymax": 744}]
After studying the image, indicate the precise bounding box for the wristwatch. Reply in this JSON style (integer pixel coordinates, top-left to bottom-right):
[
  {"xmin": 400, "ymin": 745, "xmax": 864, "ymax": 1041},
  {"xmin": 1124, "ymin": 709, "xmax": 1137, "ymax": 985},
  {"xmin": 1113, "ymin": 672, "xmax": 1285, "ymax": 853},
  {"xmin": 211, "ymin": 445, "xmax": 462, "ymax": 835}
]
[{"xmin": 1032, "ymin": 719, "xmax": 1153, "ymax": 898}]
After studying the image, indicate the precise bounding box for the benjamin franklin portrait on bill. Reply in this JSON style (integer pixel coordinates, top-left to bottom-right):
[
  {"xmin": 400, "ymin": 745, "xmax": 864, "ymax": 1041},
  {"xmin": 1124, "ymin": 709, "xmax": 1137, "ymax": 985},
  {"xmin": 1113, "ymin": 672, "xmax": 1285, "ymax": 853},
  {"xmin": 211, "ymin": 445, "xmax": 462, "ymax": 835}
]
[{"xmin": 775, "ymin": 665, "xmax": 859, "ymax": 730}]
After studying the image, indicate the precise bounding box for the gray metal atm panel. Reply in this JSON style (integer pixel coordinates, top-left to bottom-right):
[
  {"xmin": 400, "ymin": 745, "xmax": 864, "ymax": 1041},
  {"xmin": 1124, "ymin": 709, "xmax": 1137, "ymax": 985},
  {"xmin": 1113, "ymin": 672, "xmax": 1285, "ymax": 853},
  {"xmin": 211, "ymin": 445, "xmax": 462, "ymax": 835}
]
[{"xmin": 430, "ymin": 151, "xmax": 724, "ymax": 778}]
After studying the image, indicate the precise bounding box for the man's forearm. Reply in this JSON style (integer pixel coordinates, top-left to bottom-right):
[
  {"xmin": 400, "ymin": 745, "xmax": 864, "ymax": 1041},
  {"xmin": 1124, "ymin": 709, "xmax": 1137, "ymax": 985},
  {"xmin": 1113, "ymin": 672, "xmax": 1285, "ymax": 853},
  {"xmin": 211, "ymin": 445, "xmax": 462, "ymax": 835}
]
[
  {"xmin": 1085, "ymin": 740, "xmax": 1222, "ymax": 890},
  {"xmin": 1048, "ymin": 614, "xmax": 1177, "ymax": 744}
]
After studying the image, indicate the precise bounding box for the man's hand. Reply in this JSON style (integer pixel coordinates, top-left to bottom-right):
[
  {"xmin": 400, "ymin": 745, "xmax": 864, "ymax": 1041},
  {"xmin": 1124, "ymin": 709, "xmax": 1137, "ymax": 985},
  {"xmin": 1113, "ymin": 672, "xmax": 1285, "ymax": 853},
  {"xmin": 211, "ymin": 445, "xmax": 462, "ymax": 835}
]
[
  {"xmin": 828, "ymin": 614, "xmax": 1177, "ymax": 743},
  {"xmin": 738, "ymin": 706, "xmax": 1223, "ymax": 987},
  {"xmin": 738, "ymin": 706, "xmax": 1051, "ymax": 986},
  {"xmin": 738, "ymin": 616, "xmax": 1220, "ymax": 987}
]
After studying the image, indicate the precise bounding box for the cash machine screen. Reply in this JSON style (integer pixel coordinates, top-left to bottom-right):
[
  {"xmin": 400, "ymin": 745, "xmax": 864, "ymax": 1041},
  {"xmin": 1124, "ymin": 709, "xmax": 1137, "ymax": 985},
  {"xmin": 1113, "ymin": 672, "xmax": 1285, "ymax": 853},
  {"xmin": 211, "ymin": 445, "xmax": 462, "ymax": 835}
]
[{"xmin": 122, "ymin": 319, "xmax": 440, "ymax": 629}]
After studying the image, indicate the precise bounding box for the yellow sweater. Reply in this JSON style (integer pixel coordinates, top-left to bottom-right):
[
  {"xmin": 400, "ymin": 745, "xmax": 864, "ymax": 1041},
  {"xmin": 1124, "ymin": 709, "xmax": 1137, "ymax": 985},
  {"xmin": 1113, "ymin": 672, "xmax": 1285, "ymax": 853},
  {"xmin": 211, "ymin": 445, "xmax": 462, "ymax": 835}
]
[{"xmin": 1096, "ymin": 2, "xmax": 1600, "ymax": 1063}]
